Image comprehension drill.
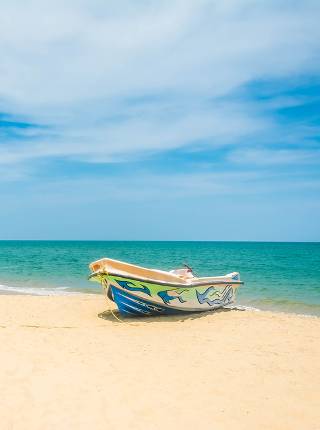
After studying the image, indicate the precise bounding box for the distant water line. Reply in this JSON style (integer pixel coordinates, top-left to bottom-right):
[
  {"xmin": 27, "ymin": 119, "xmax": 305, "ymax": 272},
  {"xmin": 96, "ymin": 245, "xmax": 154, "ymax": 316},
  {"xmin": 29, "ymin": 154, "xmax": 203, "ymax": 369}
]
[{"xmin": 0, "ymin": 241, "xmax": 319, "ymax": 316}]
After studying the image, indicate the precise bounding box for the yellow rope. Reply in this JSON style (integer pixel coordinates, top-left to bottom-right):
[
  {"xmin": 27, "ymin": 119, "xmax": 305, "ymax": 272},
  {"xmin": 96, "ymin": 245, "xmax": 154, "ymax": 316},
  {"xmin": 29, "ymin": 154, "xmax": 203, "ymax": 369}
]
[{"xmin": 100, "ymin": 277, "xmax": 135, "ymax": 326}]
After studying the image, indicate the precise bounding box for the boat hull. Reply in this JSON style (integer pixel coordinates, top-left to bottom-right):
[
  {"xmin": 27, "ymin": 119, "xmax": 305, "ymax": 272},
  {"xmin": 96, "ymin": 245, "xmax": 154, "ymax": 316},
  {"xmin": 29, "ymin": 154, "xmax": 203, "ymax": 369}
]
[{"xmin": 103, "ymin": 274, "xmax": 238, "ymax": 317}]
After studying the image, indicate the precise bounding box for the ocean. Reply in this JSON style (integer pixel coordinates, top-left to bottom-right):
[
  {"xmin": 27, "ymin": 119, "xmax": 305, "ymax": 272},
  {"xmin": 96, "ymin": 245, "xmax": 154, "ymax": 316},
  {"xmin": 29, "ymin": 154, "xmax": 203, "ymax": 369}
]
[{"xmin": 0, "ymin": 241, "xmax": 319, "ymax": 316}]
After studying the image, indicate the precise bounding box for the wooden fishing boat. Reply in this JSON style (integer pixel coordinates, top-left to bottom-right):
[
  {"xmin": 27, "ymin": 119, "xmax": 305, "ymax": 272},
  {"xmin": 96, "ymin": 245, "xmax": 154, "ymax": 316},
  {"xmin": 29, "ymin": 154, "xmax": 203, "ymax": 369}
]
[{"xmin": 89, "ymin": 258, "xmax": 243, "ymax": 317}]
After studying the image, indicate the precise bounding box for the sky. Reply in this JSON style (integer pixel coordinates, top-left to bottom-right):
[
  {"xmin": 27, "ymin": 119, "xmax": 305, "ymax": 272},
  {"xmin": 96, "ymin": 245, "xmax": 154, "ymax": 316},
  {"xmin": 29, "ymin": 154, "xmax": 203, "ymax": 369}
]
[{"xmin": 0, "ymin": 0, "xmax": 319, "ymax": 241}]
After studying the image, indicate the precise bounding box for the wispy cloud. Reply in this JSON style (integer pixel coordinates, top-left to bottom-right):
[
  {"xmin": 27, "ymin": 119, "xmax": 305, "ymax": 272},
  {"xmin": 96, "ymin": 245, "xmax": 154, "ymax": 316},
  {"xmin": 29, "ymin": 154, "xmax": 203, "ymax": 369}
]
[
  {"xmin": 0, "ymin": 0, "xmax": 319, "ymax": 169},
  {"xmin": 228, "ymin": 148, "xmax": 320, "ymax": 166}
]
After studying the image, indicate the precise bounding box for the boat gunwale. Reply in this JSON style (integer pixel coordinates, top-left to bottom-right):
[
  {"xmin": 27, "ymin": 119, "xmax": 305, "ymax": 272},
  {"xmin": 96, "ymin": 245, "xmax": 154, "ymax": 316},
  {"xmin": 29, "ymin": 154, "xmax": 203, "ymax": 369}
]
[{"xmin": 89, "ymin": 270, "xmax": 244, "ymax": 288}]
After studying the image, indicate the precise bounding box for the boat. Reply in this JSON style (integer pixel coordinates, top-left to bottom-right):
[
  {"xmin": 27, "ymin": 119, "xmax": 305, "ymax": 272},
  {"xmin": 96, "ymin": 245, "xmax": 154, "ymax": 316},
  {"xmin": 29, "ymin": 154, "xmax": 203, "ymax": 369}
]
[{"xmin": 89, "ymin": 258, "xmax": 243, "ymax": 317}]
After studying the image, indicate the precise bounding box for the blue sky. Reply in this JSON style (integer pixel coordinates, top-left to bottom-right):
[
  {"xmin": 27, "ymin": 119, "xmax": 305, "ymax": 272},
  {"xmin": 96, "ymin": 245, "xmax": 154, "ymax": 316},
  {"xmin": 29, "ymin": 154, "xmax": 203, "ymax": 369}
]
[{"xmin": 0, "ymin": 0, "xmax": 319, "ymax": 240}]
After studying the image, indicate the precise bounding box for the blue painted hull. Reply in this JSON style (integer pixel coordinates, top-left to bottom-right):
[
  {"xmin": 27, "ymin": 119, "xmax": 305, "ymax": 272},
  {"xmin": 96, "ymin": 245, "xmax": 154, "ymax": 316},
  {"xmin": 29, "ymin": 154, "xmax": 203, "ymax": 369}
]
[{"xmin": 111, "ymin": 285, "xmax": 199, "ymax": 316}]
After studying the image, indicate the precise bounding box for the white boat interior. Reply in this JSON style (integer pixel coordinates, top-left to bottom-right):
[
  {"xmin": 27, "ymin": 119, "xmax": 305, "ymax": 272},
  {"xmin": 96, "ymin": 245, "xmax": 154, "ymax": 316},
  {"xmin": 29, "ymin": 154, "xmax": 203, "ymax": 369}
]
[{"xmin": 89, "ymin": 258, "xmax": 242, "ymax": 287}]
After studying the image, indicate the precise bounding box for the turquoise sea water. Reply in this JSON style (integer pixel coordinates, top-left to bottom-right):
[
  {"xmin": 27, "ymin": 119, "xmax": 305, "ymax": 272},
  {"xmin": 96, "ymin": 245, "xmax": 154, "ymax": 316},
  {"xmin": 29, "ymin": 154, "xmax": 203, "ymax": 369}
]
[{"xmin": 0, "ymin": 241, "xmax": 319, "ymax": 316}]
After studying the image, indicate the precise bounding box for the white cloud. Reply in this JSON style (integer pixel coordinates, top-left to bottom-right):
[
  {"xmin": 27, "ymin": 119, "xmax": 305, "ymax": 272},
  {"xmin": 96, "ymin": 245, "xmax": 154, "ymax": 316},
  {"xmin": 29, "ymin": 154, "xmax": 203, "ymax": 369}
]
[
  {"xmin": 228, "ymin": 148, "xmax": 320, "ymax": 166},
  {"xmin": 0, "ymin": 0, "xmax": 319, "ymax": 169},
  {"xmin": 0, "ymin": 99, "xmax": 270, "ymax": 166},
  {"xmin": 2, "ymin": 169, "xmax": 319, "ymax": 209}
]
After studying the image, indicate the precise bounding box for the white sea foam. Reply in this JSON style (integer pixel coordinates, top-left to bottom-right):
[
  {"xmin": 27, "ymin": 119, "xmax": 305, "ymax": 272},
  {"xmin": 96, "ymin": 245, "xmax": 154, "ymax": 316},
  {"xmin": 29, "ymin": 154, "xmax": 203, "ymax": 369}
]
[
  {"xmin": 225, "ymin": 304, "xmax": 262, "ymax": 312},
  {"xmin": 226, "ymin": 303, "xmax": 320, "ymax": 318},
  {"xmin": 0, "ymin": 283, "xmax": 82, "ymax": 296}
]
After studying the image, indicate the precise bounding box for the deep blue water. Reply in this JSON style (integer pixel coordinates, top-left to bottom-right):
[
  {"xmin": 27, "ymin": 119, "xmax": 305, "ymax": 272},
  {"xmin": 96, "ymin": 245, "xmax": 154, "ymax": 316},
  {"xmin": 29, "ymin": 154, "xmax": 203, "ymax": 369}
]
[{"xmin": 0, "ymin": 241, "xmax": 319, "ymax": 316}]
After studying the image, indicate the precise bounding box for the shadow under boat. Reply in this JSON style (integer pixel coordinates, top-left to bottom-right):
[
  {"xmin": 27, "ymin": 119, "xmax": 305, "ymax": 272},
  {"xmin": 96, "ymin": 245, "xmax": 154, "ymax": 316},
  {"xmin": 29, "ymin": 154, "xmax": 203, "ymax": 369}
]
[{"xmin": 98, "ymin": 306, "xmax": 245, "ymax": 324}]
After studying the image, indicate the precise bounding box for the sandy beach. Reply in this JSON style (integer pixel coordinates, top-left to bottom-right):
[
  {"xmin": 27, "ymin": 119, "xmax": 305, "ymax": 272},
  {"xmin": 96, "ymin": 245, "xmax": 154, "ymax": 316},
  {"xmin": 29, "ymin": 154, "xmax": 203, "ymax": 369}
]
[{"xmin": 0, "ymin": 294, "xmax": 319, "ymax": 430}]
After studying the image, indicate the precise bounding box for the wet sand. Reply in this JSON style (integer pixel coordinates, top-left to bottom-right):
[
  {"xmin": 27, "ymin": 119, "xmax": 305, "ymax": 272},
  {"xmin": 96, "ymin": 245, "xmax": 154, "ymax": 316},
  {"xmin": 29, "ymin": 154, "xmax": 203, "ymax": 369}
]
[{"xmin": 0, "ymin": 294, "xmax": 319, "ymax": 430}]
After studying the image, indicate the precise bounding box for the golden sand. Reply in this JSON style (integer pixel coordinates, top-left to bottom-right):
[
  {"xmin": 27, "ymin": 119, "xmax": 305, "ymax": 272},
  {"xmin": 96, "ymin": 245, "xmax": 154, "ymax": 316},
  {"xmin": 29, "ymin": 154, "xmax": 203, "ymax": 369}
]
[{"xmin": 0, "ymin": 294, "xmax": 319, "ymax": 430}]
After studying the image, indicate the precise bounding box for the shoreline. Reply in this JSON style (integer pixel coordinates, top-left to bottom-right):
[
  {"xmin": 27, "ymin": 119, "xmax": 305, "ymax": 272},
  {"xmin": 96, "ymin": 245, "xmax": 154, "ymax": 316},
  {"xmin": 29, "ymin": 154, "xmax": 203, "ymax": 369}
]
[
  {"xmin": 0, "ymin": 294, "xmax": 319, "ymax": 429},
  {"xmin": 1, "ymin": 287, "xmax": 319, "ymax": 318}
]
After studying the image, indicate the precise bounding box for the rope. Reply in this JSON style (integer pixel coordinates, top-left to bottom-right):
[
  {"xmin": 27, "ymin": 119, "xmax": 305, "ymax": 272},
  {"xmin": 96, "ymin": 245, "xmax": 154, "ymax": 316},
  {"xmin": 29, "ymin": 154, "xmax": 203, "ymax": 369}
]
[{"xmin": 100, "ymin": 277, "xmax": 134, "ymax": 326}]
